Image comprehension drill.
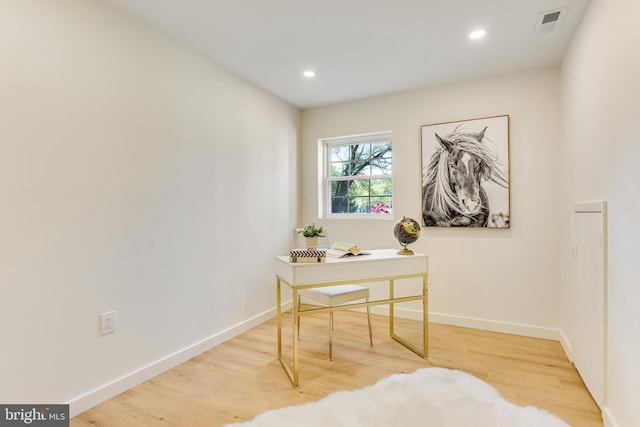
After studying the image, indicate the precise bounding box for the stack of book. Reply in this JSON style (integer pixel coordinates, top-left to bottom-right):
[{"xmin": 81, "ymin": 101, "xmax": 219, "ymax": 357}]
[{"xmin": 289, "ymin": 249, "xmax": 327, "ymax": 263}]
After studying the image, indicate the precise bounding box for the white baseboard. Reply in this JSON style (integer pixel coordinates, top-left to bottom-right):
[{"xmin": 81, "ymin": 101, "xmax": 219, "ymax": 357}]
[
  {"xmin": 429, "ymin": 311, "xmax": 562, "ymax": 340},
  {"xmin": 602, "ymin": 406, "xmax": 621, "ymax": 427},
  {"xmin": 68, "ymin": 301, "xmax": 292, "ymax": 417},
  {"xmin": 558, "ymin": 329, "xmax": 574, "ymax": 362},
  {"xmin": 369, "ymin": 305, "xmax": 561, "ymax": 341}
]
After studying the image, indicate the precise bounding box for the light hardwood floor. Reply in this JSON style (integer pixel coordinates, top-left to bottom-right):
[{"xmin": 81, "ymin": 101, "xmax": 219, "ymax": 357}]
[{"xmin": 72, "ymin": 309, "xmax": 603, "ymax": 426}]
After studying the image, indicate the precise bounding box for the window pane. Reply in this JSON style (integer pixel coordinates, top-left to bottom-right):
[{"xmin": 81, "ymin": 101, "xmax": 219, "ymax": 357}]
[
  {"xmin": 331, "ymin": 146, "xmax": 351, "ymax": 162},
  {"xmin": 371, "ymin": 197, "xmax": 392, "ymax": 212},
  {"xmin": 331, "ymin": 181, "xmax": 350, "ymax": 197},
  {"xmin": 370, "ymin": 158, "xmax": 392, "ymax": 175},
  {"xmin": 331, "ymin": 196, "xmax": 348, "ymax": 213},
  {"xmin": 331, "ymin": 161, "xmax": 350, "ymax": 177},
  {"xmin": 370, "ymin": 178, "xmax": 392, "ymax": 196},
  {"xmin": 353, "ymin": 163, "xmax": 372, "ymax": 176},
  {"xmin": 331, "ymin": 195, "xmax": 368, "ymax": 214},
  {"xmin": 371, "ymin": 141, "xmax": 392, "ymax": 156},
  {"xmin": 347, "ymin": 179, "xmax": 369, "ymax": 196},
  {"xmin": 351, "ymin": 144, "xmax": 371, "ymax": 176},
  {"xmin": 354, "ymin": 144, "xmax": 370, "ymax": 158},
  {"xmin": 349, "ymin": 197, "xmax": 369, "ymax": 213},
  {"xmin": 370, "ymin": 142, "xmax": 392, "ymax": 175}
]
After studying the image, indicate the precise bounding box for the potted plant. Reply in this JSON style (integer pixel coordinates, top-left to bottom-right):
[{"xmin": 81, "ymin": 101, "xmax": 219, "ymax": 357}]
[{"xmin": 298, "ymin": 223, "xmax": 326, "ymax": 250}]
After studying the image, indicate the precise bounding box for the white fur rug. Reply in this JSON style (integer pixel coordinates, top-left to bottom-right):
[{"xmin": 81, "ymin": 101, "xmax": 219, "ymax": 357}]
[{"xmin": 226, "ymin": 368, "xmax": 569, "ymax": 427}]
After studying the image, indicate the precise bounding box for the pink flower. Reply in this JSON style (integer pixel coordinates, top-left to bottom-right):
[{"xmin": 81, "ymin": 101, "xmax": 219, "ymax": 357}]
[{"xmin": 371, "ymin": 203, "xmax": 391, "ymax": 214}]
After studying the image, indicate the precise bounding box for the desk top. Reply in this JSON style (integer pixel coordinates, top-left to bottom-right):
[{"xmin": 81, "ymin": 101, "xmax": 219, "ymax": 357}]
[
  {"xmin": 277, "ymin": 248, "xmax": 424, "ymax": 265},
  {"xmin": 276, "ymin": 248, "xmax": 428, "ymax": 285}
]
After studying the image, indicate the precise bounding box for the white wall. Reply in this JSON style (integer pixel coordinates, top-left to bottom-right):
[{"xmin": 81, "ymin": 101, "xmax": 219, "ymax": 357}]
[
  {"xmin": 560, "ymin": 0, "xmax": 640, "ymax": 426},
  {"xmin": 301, "ymin": 67, "xmax": 563, "ymax": 338},
  {"xmin": 0, "ymin": 0, "xmax": 299, "ymax": 415}
]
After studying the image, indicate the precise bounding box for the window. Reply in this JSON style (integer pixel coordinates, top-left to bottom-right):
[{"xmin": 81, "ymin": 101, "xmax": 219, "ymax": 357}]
[{"xmin": 320, "ymin": 131, "xmax": 392, "ymax": 217}]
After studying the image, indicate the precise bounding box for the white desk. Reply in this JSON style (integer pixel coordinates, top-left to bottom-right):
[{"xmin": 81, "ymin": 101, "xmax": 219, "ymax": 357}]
[{"xmin": 276, "ymin": 248, "xmax": 429, "ymax": 386}]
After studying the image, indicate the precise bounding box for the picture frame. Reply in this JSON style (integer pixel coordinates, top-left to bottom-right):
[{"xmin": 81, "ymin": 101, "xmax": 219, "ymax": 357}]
[{"xmin": 420, "ymin": 115, "xmax": 510, "ymax": 228}]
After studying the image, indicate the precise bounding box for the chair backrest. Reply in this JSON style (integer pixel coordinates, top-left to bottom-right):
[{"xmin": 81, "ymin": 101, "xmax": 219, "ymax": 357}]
[{"xmin": 293, "ymin": 228, "xmax": 331, "ymax": 249}]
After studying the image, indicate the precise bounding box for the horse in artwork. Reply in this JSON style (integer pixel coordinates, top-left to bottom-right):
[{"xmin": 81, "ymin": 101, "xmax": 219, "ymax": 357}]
[{"xmin": 422, "ymin": 125, "xmax": 508, "ymax": 227}]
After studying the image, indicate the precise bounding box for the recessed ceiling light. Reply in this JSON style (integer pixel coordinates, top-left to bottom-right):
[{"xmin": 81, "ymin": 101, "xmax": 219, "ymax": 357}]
[
  {"xmin": 469, "ymin": 29, "xmax": 486, "ymax": 40},
  {"xmin": 303, "ymin": 70, "xmax": 316, "ymax": 78}
]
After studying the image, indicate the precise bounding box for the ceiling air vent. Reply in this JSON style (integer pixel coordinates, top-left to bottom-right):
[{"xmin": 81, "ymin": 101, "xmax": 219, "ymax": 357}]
[{"xmin": 533, "ymin": 6, "xmax": 568, "ymax": 36}]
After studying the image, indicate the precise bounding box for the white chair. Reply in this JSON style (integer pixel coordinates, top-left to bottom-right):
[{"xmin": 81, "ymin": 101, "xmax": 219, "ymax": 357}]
[
  {"xmin": 294, "ymin": 228, "xmax": 373, "ymax": 360},
  {"xmin": 298, "ymin": 285, "xmax": 373, "ymax": 361}
]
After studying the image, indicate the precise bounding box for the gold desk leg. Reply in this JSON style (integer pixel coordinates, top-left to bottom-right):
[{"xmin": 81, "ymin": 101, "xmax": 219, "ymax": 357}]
[
  {"xmin": 276, "ymin": 277, "xmax": 298, "ymax": 387},
  {"xmin": 277, "ymin": 277, "xmax": 282, "ymax": 357},
  {"xmin": 423, "ymin": 273, "xmax": 429, "ymax": 358},
  {"xmin": 292, "ymin": 288, "xmax": 299, "ymax": 387},
  {"xmin": 389, "ymin": 274, "xmax": 428, "ymax": 359},
  {"xmin": 389, "ymin": 279, "xmax": 395, "ymax": 336}
]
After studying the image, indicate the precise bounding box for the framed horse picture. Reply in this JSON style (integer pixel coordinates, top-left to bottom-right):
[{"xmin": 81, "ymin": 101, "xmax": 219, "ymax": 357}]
[{"xmin": 421, "ymin": 115, "xmax": 510, "ymax": 228}]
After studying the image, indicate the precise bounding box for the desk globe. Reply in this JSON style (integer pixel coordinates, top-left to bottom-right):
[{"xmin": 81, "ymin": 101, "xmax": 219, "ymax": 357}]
[{"xmin": 393, "ymin": 216, "xmax": 421, "ymax": 255}]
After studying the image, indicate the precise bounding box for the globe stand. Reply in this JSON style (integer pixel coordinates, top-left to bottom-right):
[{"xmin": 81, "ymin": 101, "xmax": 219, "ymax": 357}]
[
  {"xmin": 397, "ymin": 243, "xmax": 414, "ymax": 256},
  {"xmin": 393, "ymin": 216, "xmax": 421, "ymax": 256}
]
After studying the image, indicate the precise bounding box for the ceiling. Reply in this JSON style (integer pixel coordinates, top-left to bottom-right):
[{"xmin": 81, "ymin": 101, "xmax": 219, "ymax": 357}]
[{"xmin": 102, "ymin": 0, "xmax": 591, "ymax": 109}]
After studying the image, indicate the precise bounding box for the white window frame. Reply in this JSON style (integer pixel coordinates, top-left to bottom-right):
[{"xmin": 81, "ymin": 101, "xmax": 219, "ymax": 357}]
[{"xmin": 318, "ymin": 131, "xmax": 393, "ymax": 219}]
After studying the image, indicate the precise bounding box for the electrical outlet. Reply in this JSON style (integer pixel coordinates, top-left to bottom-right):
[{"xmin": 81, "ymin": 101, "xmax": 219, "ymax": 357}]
[{"xmin": 100, "ymin": 311, "xmax": 116, "ymax": 335}]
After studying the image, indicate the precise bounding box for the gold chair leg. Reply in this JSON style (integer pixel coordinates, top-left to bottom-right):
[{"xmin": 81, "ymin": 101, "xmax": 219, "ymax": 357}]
[{"xmin": 304, "ymin": 295, "xmax": 372, "ymax": 362}]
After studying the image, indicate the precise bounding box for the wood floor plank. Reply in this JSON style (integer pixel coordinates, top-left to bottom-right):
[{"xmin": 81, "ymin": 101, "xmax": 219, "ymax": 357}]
[{"xmin": 71, "ymin": 309, "xmax": 603, "ymax": 427}]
